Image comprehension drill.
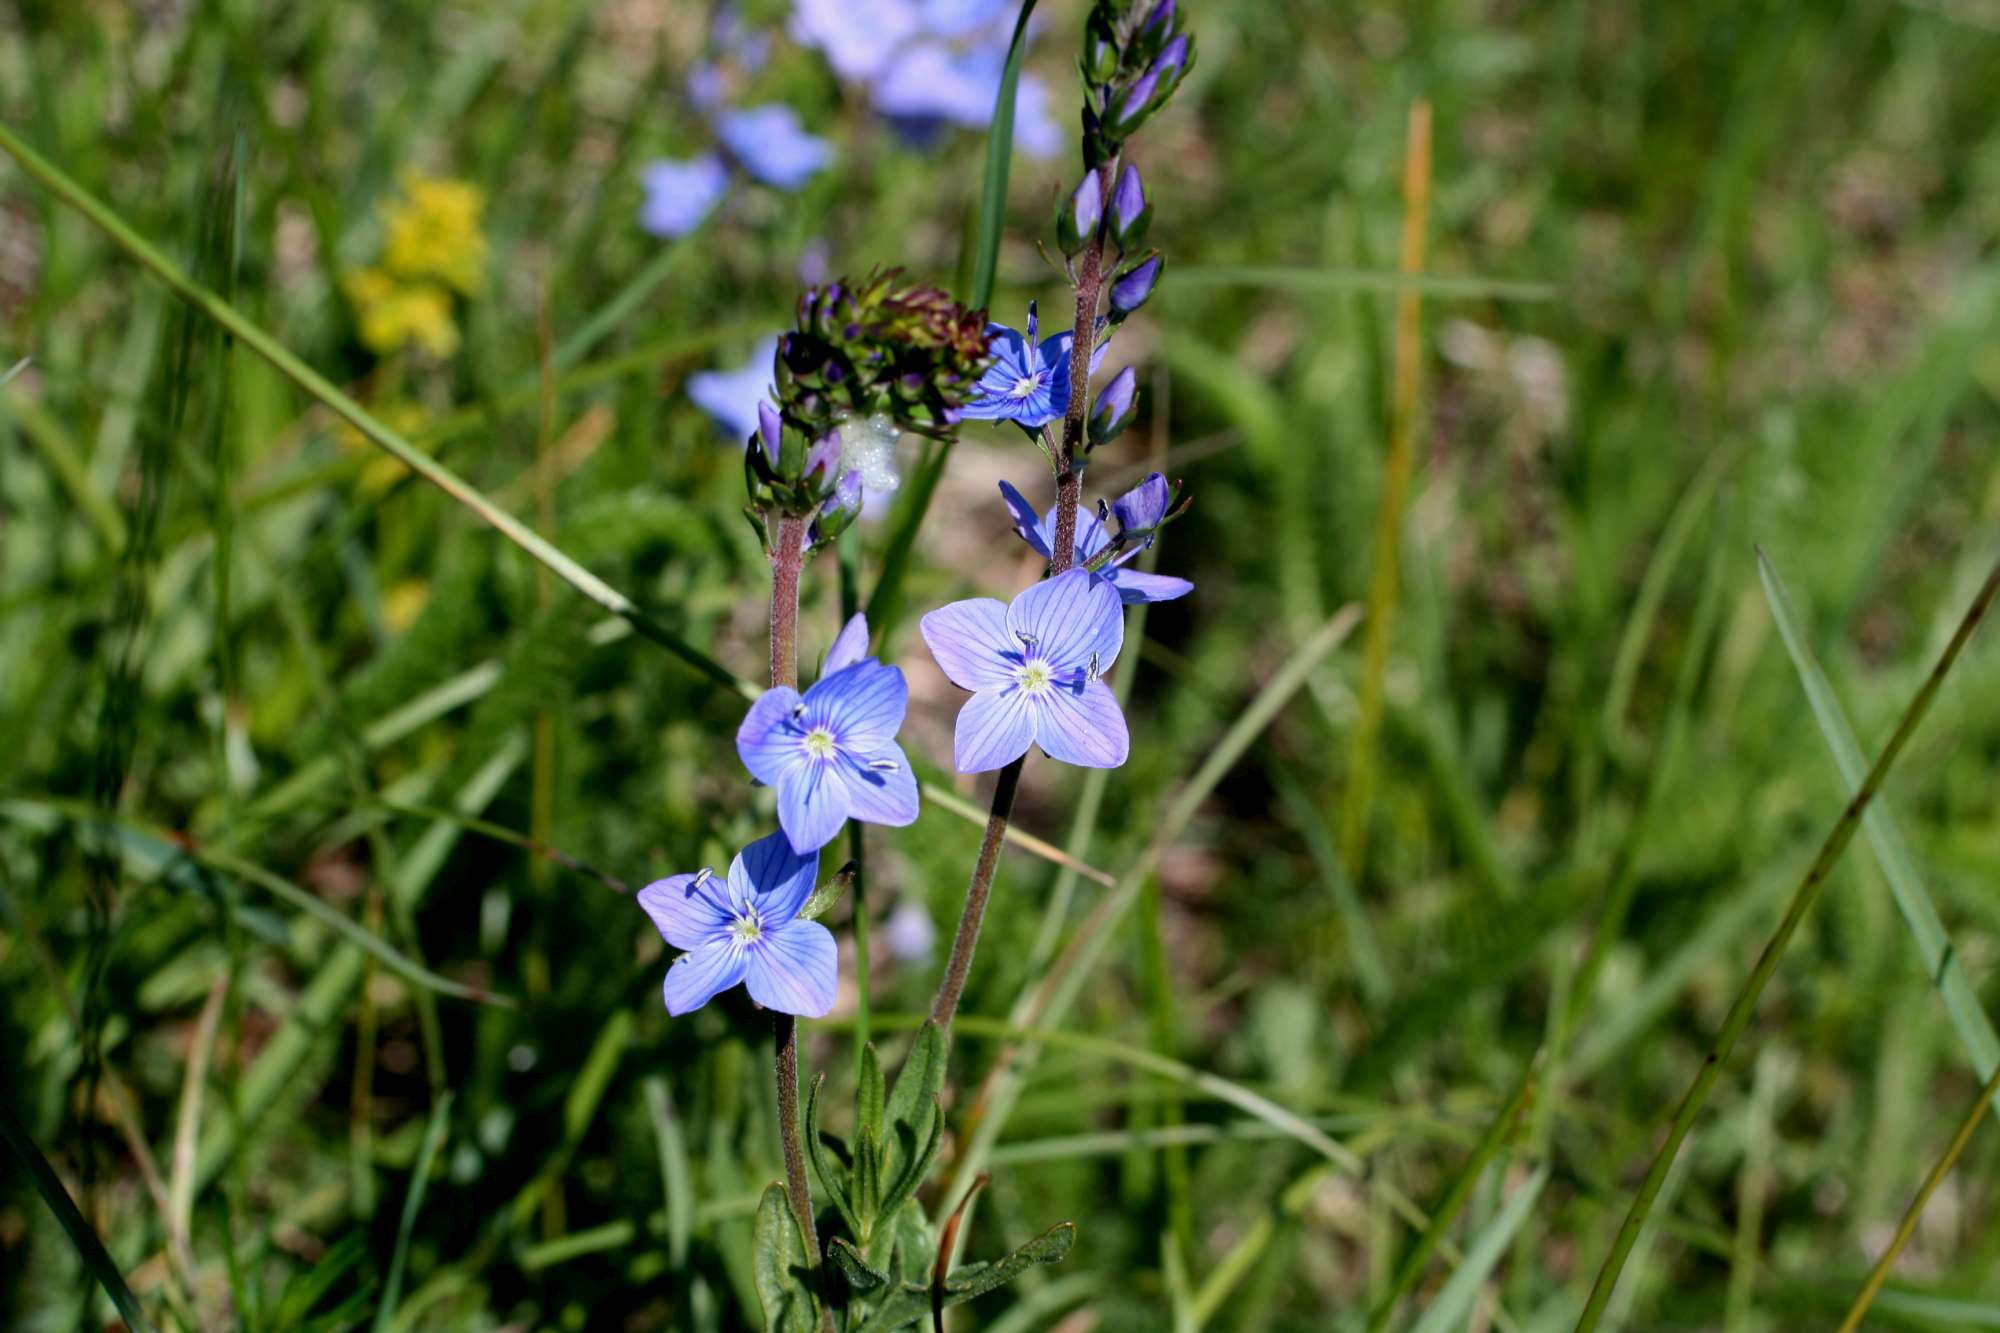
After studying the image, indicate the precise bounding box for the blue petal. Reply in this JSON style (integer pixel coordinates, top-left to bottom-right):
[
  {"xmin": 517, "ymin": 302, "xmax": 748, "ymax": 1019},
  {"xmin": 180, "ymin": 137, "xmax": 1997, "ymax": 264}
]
[
  {"xmin": 777, "ymin": 759, "xmax": 849, "ymax": 854},
  {"xmin": 743, "ymin": 920, "xmax": 839, "ymax": 1017},
  {"xmin": 663, "ymin": 941, "xmax": 748, "ymax": 1016},
  {"xmin": 1106, "ymin": 569, "xmax": 1194, "ymax": 605},
  {"xmin": 809, "ymin": 659, "xmax": 908, "ymax": 749},
  {"xmin": 921, "ymin": 598, "xmax": 1020, "ymax": 691},
  {"xmin": 637, "ymin": 871, "xmax": 731, "ymax": 950},
  {"xmin": 1007, "ymin": 570, "xmax": 1123, "ymax": 674},
  {"xmin": 716, "ymin": 104, "xmax": 833, "ymax": 190},
  {"xmin": 954, "ymin": 687, "xmax": 1036, "ymax": 773},
  {"xmin": 738, "ymin": 687, "xmax": 808, "ymax": 786},
  {"xmin": 823, "ymin": 613, "xmax": 871, "ymax": 675},
  {"xmin": 1034, "ymin": 677, "xmax": 1129, "ymax": 768},
  {"xmin": 838, "ymin": 744, "xmax": 920, "ymax": 826},
  {"xmin": 999, "ymin": 481, "xmax": 1052, "ymax": 557},
  {"xmin": 730, "ymin": 830, "xmax": 820, "ymax": 925}
]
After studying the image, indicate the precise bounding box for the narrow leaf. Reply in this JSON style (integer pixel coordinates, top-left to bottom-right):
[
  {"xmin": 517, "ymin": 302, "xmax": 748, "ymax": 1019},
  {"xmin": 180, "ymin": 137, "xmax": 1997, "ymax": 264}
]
[
  {"xmin": 755, "ymin": 1183, "xmax": 823, "ymax": 1333},
  {"xmin": 0, "ymin": 1099, "xmax": 157, "ymax": 1333},
  {"xmin": 373, "ymin": 1092, "xmax": 453, "ymax": 1333},
  {"xmin": 1407, "ymin": 1167, "xmax": 1548, "ymax": 1333}
]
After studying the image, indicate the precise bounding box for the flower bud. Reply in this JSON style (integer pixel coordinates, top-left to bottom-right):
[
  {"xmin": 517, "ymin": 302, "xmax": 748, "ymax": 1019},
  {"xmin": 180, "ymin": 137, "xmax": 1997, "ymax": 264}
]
[
  {"xmin": 1056, "ymin": 171, "xmax": 1104, "ymax": 257},
  {"xmin": 1109, "ymin": 164, "xmax": 1150, "ymax": 250},
  {"xmin": 1110, "ymin": 68, "xmax": 1161, "ymax": 137},
  {"xmin": 1111, "ymin": 471, "xmax": 1171, "ymax": 544},
  {"xmin": 1108, "ymin": 251, "xmax": 1163, "ymax": 323},
  {"xmin": 1133, "ymin": 0, "xmax": 1178, "ymax": 61},
  {"xmin": 810, "ymin": 468, "xmax": 864, "ymax": 547},
  {"xmin": 1152, "ymin": 32, "xmax": 1192, "ymax": 85},
  {"xmin": 1088, "ymin": 366, "xmax": 1138, "ymax": 447},
  {"xmin": 1081, "ymin": 10, "xmax": 1120, "ymax": 85},
  {"xmin": 756, "ymin": 401, "xmax": 783, "ymax": 468},
  {"xmin": 803, "ymin": 429, "xmax": 843, "ymax": 489}
]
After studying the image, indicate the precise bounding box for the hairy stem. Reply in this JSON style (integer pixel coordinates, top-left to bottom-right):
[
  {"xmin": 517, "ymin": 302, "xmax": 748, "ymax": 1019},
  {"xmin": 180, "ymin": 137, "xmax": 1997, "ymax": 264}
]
[
  {"xmin": 929, "ymin": 169, "xmax": 1112, "ymax": 1033},
  {"xmin": 765, "ymin": 510, "xmax": 819, "ymax": 1264}
]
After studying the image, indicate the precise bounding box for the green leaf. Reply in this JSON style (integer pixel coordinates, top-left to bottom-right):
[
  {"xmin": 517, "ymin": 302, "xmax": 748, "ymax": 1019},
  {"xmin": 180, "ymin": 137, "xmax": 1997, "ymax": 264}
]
[
  {"xmin": 857, "ymin": 1043, "xmax": 886, "ymax": 1142},
  {"xmin": 804, "ymin": 1076, "xmax": 861, "ymax": 1242},
  {"xmin": 829, "ymin": 1238, "xmax": 891, "ymax": 1294},
  {"xmin": 374, "ymin": 1092, "xmax": 454, "ymax": 1333},
  {"xmin": 850, "ymin": 1221, "xmax": 1078, "ymax": 1333},
  {"xmin": 1407, "ymin": 1168, "xmax": 1548, "ymax": 1333},
  {"xmin": 754, "ymin": 1183, "xmax": 822, "ymax": 1333},
  {"xmin": 875, "ymin": 1023, "xmax": 949, "ymax": 1225}
]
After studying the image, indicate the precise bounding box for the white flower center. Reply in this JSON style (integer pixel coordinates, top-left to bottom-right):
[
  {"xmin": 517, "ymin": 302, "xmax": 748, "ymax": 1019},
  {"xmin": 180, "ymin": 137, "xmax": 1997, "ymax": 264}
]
[
  {"xmin": 1016, "ymin": 660, "xmax": 1053, "ymax": 695},
  {"xmin": 802, "ymin": 726, "xmax": 837, "ymax": 759},
  {"xmin": 730, "ymin": 911, "xmax": 763, "ymax": 945},
  {"xmin": 1008, "ymin": 373, "xmax": 1042, "ymax": 399}
]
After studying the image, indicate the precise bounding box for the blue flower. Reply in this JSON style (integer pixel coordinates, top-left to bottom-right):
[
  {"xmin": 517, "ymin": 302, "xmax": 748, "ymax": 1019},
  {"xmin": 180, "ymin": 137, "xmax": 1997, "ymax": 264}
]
[
  {"xmin": 639, "ymin": 831, "xmax": 837, "ymax": 1017},
  {"xmin": 921, "ymin": 569, "xmax": 1130, "ymax": 772},
  {"xmin": 960, "ymin": 304, "xmax": 1110, "ymax": 430},
  {"xmin": 738, "ymin": 613, "xmax": 918, "ymax": 853},
  {"xmin": 790, "ymin": 0, "xmax": 1062, "ymax": 157},
  {"xmin": 716, "ymin": 104, "xmax": 834, "ymax": 189},
  {"xmin": 639, "ymin": 154, "xmax": 730, "ymax": 238},
  {"xmin": 688, "ymin": 336, "xmax": 779, "ymax": 441},
  {"xmin": 998, "ymin": 479, "xmax": 1192, "ymax": 605}
]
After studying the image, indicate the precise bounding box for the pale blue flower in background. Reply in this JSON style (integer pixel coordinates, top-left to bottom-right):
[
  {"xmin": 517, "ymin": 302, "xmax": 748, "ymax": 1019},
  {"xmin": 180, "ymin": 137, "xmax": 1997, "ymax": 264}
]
[
  {"xmin": 717, "ymin": 104, "xmax": 834, "ymax": 189},
  {"xmin": 687, "ymin": 337, "xmax": 779, "ymax": 440},
  {"xmin": 639, "ymin": 155, "xmax": 729, "ymax": 238}
]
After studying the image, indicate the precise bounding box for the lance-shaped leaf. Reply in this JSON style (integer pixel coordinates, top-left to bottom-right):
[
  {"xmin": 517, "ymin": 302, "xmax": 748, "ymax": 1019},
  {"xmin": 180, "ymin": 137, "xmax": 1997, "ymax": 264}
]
[
  {"xmin": 754, "ymin": 1183, "xmax": 822, "ymax": 1333},
  {"xmin": 830, "ymin": 1238, "xmax": 891, "ymax": 1294},
  {"xmin": 875, "ymin": 1021, "xmax": 948, "ymax": 1223},
  {"xmin": 803, "ymin": 1077, "xmax": 861, "ymax": 1242}
]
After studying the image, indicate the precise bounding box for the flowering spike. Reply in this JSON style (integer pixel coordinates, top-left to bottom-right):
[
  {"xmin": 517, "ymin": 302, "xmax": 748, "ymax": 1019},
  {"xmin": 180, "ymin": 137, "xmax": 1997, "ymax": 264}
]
[
  {"xmin": 1088, "ymin": 365, "xmax": 1139, "ymax": 448},
  {"xmin": 1057, "ymin": 171, "xmax": 1104, "ymax": 257},
  {"xmin": 1109, "ymin": 165, "xmax": 1151, "ymax": 250},
  {"xmin": 1108, "ymin": 251, "xmax": 1163, "ymax": 323}
]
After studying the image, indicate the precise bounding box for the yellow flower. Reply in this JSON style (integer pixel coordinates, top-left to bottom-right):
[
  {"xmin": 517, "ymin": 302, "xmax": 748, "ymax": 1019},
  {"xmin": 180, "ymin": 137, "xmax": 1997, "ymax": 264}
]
[
  {"xmin": 343, "ymin": 267, "xmax": 460, "ymax": 358},
  {"xmin": 382, "ymin": 173, "xmax": 487, "ymax": 297}
]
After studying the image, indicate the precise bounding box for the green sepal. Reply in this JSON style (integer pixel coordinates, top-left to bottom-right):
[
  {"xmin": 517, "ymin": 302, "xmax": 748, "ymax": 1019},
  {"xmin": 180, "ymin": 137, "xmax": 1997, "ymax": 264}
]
[
  {"xmin": 803, "ymin": 1076, "xmax": 861, "ymax": 1242},
  {"xmin": 753, "ymin": 1183, "xmax": 822, "ymax": 1333},
  {"xmin": 798, "ymin": 861, "xmax": 856, "ymax": 923}
]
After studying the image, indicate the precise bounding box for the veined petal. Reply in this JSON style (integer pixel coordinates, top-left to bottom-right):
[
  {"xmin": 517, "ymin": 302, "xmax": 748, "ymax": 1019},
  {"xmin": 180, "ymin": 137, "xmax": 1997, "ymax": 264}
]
[
  {"xmin": 1034, "ymin": 678, "xmax": 1130, "ymax": 768},
  {"xmin": 743, "ymin": 920, "xmax": 838, "ymax": 1017},
  {"xmin": 921, "ymin": 598, "xmax": 1020, "ymax": 690},
  {"xmin": 954, "ymin": 687, "xmax": 1036, "ymax": 773},
  {"xmin": 1107, "ymin": 569, "xmax": 1194, "ymax": 605},
  {"xmin": 810, "ymin": 659, "xmax": 908, "ymax": 749},
  {"xmin": 999, "ymin": 481, "xmax": 1053, "ymax": 558},
  {"xmin": 1008, "ymin": 569, "xmax": 1123, "ymax": 674},
  {"xmin": 777, "ymin": 759, "xmax": 849, "ymax": 855},
  {"xmin": 1069, "ymin": 508, "xmax": 1114, "ymax": 563},
  {"xmin": 731, "ymin": 829, "xmax": 820, "ymax": 925},
  {"xmin": 637, "ymin": 871, "xmax": 731, "ymax": 951},
  {"xmin": 663, "ymin": 941, "xmax": 748, "ymax": 1016},
  {"xmin": 838, "ymin": 745, "xmax": 919, "ymax": 826},
  {"xmin": 737, "ymin": 687, "xmax": 808, "ymax": 786},
  {"xmin": 823, "ymin": 612, "xmax": 871, "ymax": 675}
]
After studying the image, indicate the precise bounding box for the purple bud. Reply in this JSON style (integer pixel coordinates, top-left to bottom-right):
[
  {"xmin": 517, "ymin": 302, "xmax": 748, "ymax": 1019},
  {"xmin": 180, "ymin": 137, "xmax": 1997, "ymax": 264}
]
[
  {"xmin": 1057, "ymin": 171, "xmax": 1104, "ymax": 257},
  {"xmin": 1112, "ymin": 69, "xmax": 1160, "ymax": 135},
  {"xmin": 1144, "ymin": 0, "xmax": 1177, "ymax": 34},
  {"xmin": 811, "ymin": 468, "xmax": 864, "ymax": 546},
  {"xmin": 804, "ymin": 430, "xmax": 842, "ymax": 486},
  {"xmin": 756, "ymin": 401, "xmax": 782, "ymax": 467},
  {"xmin": 1109, "ymin": 165, "xmax": 1150, "ymax": 249},
  {"xmin": 1108, "ymin": 252, "xmax": 1163, "ymax": 322},
  {"xmin": 1088, "ymin": 366, "xmax": 1138, "ymax": 447},
  {"xmin": 1152, "ymin": 33, "xmax": 1190, "ymax": 83},
  {"xmin": 1112, "ymin": 471, "xmax": 1171, "ymax": 542}
]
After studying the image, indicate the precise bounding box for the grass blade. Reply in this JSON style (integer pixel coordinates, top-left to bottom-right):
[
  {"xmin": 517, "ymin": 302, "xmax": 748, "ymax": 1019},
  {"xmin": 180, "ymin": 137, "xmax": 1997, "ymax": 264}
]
[
  {"xmin": 1168, "ymin": 263, "xmax": 1555, "ymax": 302},
  {"xmin": 1408, "ymin": 1166, "xmax": 1547, "ymax": 1333},
  {"xmin": 0, "ymin": 1097, "xmax": 158, "ymax": 1333},
  {"xmin": 1757, "ymin": 549, "xmax": 2000, "ymax": 1089},
  {"xmin": 968, "ymin": 0, "xmax": 1040, "ymax": 312},
  {"xmin": 643, "ymin": 1076, "xmax": 695, "ymax": 1274},
  {"xmin": 1369, "ymin": 1055, "xmax": 1540, "ymax": 1332},
  {"xmin": 1575, "ymin": 557, "xmax": 2000, "ymax": 1331},
  {"xmin": 1340, "ymin": 99, "xmax": 1432, "ymax": 878},
  {"xmin": 375, "ymin": 1091, "xmax": 454, "ymax": 1333}
]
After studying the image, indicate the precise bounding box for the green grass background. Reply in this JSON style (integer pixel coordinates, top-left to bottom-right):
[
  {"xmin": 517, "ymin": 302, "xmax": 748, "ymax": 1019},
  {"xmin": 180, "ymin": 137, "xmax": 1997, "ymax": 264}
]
[{"xmin": 7, "ymin": 0, "xmax": 2000, "ymax": 1328}]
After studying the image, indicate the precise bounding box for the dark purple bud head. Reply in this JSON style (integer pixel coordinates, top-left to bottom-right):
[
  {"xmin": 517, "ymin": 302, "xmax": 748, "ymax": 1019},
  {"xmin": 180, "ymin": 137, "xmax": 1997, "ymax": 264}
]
[
  {"xmin": 1109, "ymin": 164, "xmax": 1150, "ymax": 249},
  {"xmin": 1088, "ymin": 366, "xmax": 1139, "ymax": 448},
  {"xmin": 1108, "ymin": 251, "xmax": 1163, "ymax": 322},
  {"xmin": 1057, "ymin": 171, "xmax": 1104, "ymax": 257}
]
